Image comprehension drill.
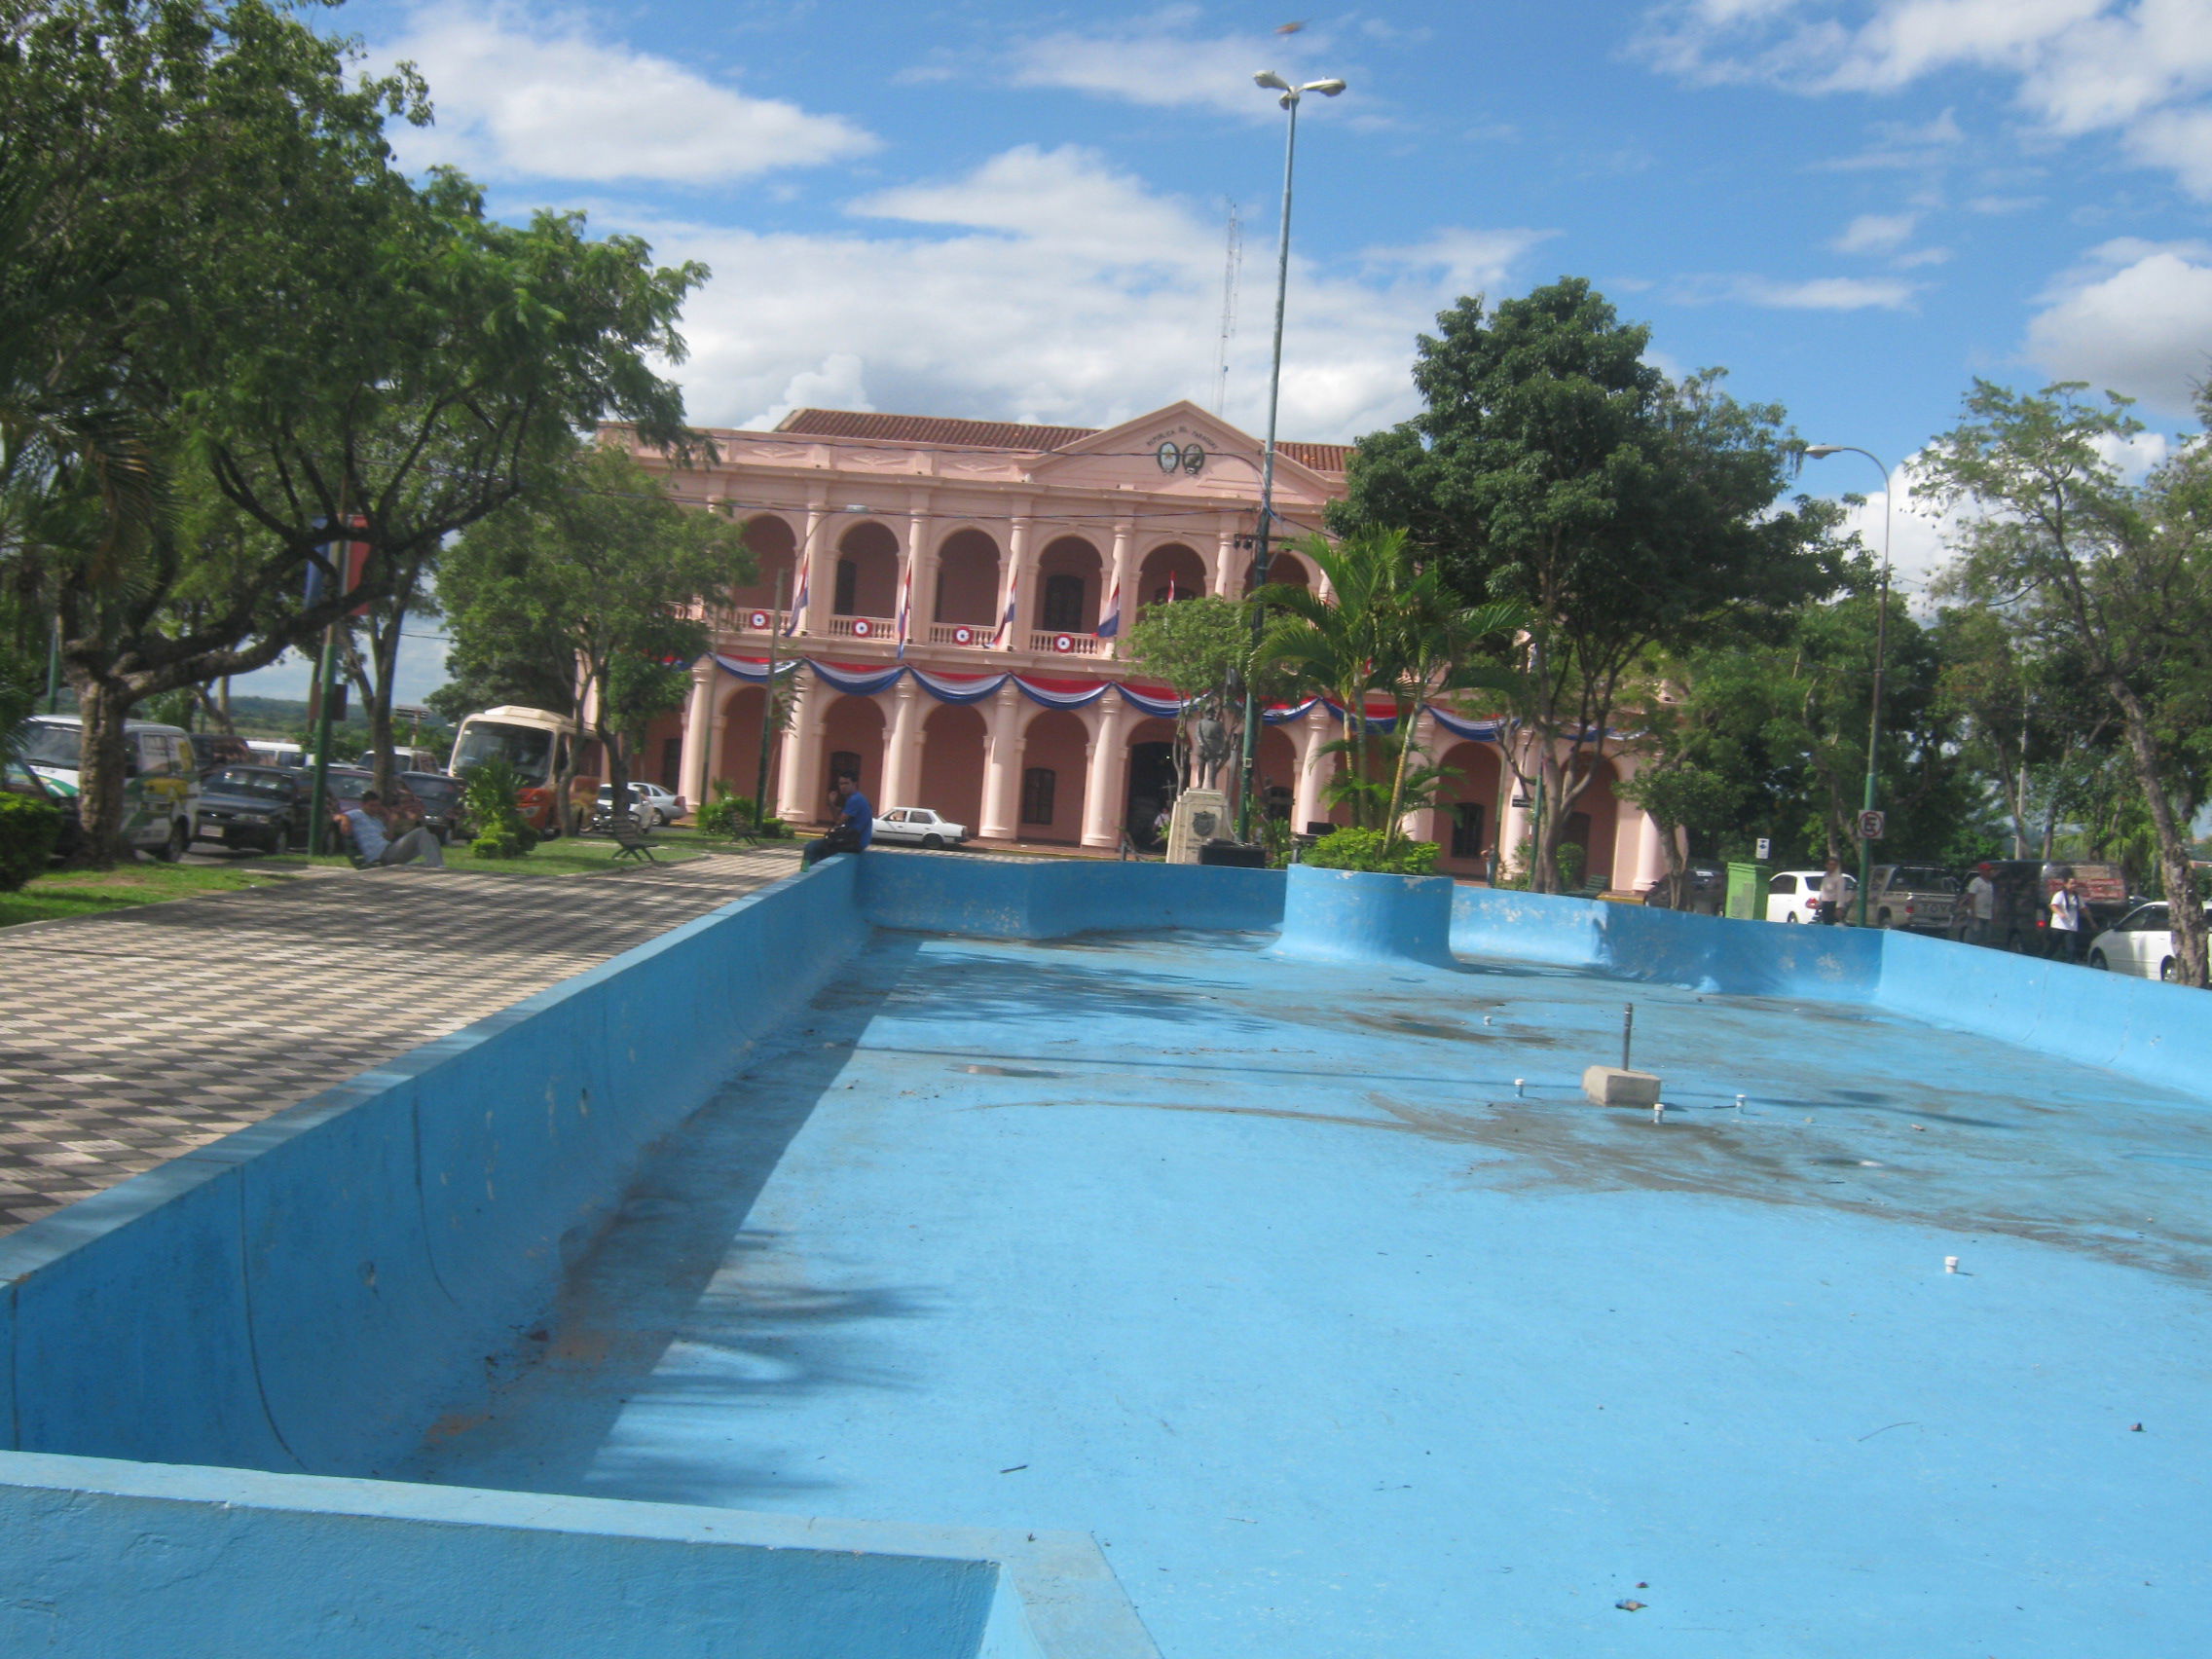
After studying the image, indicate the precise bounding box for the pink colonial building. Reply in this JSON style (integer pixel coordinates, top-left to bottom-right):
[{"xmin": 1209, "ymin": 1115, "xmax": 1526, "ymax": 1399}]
[{"xmin": 611, "ymin": 403, "xmax": 1667, "ymax": 892}]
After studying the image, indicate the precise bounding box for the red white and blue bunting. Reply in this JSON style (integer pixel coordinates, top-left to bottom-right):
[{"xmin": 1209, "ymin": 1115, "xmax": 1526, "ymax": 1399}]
[{"xmin": 708, "ymin": 654, "xmax": 1509, "ymax": 739}]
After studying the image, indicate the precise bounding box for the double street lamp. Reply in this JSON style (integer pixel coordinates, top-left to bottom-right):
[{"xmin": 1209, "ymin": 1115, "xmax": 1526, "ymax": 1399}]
[
  {"xmin": 1236, "ymin": 68, "xmax": 1345, "ymax": 840},
  {"xmin": 1803, "ymin": 443, "xmax": 1894, "ymax": 928}
]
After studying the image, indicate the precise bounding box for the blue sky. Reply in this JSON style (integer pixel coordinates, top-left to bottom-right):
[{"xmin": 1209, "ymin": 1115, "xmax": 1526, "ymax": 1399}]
[{"xmin": 240, "ymin": 0, "xmax": 2212, "ymax": 702}]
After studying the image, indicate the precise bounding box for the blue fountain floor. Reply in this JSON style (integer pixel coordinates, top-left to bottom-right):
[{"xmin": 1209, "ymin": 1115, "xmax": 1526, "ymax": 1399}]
[{"xmin": 401, "ymin": 928, "xmax": 2212, "ymax": 1658}]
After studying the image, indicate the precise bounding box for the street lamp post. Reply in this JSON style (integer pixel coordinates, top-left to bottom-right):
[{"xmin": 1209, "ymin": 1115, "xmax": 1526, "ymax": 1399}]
[
  {"xmin": 1804, "ymin": 443, "xmax": 1894, "ymax": 929},
  {"xmin": 1236, "ymin": 68, "xmax": 1345, "ymax": 841}
]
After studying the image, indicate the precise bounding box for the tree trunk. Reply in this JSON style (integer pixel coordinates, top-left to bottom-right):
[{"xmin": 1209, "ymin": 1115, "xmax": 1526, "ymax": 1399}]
[
  {"xmin": 70, "ymin": 675, "xmax": 139, "ymax": 866},
  {"xmin": 2111, "ymin": 679, "xmax": 2207, "ymax": 986}
]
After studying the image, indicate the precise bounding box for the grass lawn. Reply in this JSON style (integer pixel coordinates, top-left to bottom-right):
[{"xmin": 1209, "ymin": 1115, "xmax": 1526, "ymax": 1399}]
[
  {"xmin": 0, "ymin": 829, "xmax": 789, "ymax": 932},
  {"xmin": 0, "ymin": 861, "xmax": 302, "ymax": 931}
]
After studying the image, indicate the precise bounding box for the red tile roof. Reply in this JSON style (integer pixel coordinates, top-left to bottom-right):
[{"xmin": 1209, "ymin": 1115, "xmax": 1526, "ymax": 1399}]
[{"xmin": 772, "ymin": 409, "xmax": 1348, "ymax": 473}]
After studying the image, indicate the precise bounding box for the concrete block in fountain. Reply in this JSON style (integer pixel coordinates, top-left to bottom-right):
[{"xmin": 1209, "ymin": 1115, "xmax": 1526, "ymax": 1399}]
[
  {"xmin": 1270, "ymin": 864, "xmax": 1457, "ymax": 968},
  {"xmin": 1582, "ymin": 1066, "xmax": 1661, "ymax": 1108}
]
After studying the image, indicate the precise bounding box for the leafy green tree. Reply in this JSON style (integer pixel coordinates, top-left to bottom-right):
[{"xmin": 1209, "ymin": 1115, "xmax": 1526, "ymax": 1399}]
[
  {"xmin": 440, "ymin": 444, "xmax": 752, "ymax": 830},
  {"xmin": 2, "ymin": 1, "xmax": 707, "ymax": 860},
  {"xmin": 1919, "ymin": 382, "xmax": 2212, "ymax": 984},
  {"xmin": 1124, "ymin": 594, "xmax": 1254, "ymax": 796},
  {"xmin": 1333, "ymin": 279, "xmax": 1845, "ymax": 889},
  {"xmin": 1255, "ymin": 528, "xmax": 1523, "ymax": 841}
]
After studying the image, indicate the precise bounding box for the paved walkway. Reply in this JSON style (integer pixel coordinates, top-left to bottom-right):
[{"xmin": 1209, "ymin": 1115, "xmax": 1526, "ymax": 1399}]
[{"xmin": 0, "ymin": 848, "xmax": 801, "ymax": 1235}]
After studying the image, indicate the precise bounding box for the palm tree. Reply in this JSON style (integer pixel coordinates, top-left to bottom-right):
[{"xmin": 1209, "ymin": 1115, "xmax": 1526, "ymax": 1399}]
[{"xmin": 1256, "ymin": 528, "xmax": 1526, "ymax": 844}]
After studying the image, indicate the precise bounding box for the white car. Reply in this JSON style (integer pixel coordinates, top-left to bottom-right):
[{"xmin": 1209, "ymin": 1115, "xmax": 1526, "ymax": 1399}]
[
  {"xmin": 871, "ymin": 806, "xmax": 968, "ymax": 849},
  {"xmin": 594, "ymin": 781, "xmax": 684, "ymax": 827},
  {"xmin": 2087, "ymin": 901, "xmax": 2212, "ymax": 980},
  {"xmin": 1765, "ymin": 868, "xmax": 1858, "ymax": 924}
]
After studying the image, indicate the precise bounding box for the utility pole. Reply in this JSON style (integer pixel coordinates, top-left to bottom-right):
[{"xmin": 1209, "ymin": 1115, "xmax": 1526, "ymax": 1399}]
[{"xmin": 1236, "ymin": 68, "xmax": 1346, "ymax": 840}]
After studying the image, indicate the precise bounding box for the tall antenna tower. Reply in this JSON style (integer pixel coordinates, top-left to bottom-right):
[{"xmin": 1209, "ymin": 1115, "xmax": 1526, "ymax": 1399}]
[{"xmin": 1212, "ymin": 202, "xmax": 1242, "ymax": 413}]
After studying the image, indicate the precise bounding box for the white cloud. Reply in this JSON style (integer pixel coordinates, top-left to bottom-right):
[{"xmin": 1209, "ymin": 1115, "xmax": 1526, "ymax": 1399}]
[
  {"xmin": 1680, "ymin": 273, "xmax": 1924, "ymax": 309},
  {"xmin": 2024, "ymin": 240, "xmax": 2212, "ymax": 412},
  {"xmin": 616, "ymin": 147, "xmax": 1550, "ymax": 444},
  {"xmin": 1833, "ymin": 211, "xmax": 1919, "ymax": 253},
  {"xmin": 1817, "ymin": 453, "xmax": 1955, "ymax": 599},
  {"xmin": 1637, "ymin": 0, "xmax": 2212, "ymax": 197},
  {"xmin": 1005, "ymin": 7, "xmax": 1354, "ymax": 119},
  {"xmin": 381, "ymin": 3, "xmax": 875, "ymax": 184}
]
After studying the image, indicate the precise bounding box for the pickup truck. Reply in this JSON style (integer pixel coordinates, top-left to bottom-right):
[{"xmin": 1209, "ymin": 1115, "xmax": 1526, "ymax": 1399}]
[{"xmin": 1867, "ymin": 864, "xmax": 1960, "ymax": 933}]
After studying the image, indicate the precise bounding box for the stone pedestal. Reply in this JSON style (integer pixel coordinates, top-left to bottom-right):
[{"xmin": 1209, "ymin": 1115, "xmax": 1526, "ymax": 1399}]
[
  {"xmin": 1582, "ymin": 1066, "xmax": 1662, "ymax": 1108},
  {"xmin": 1165, "ymin": 790, "xmax": 1230, "ymax": 866}
]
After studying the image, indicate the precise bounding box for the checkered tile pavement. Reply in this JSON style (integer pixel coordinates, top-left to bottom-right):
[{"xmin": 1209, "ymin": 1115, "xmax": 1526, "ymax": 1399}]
[{"xmin": 0, "ymin": 849, "xmax": 801, "ymax": 1235}]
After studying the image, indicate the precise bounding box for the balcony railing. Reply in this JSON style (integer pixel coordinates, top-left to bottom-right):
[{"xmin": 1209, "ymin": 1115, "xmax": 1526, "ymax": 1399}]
[
  {"xmin": 825, "ymin": 614, "xmax": 897, "ymax": 643},
  {"xmin": 1030, "ymin": 629, "xmax": 1105, "ymax": 657},
  {"xmin": 725, "ymin": 606, "xmax": 793, "ymax": 635},
  {"xmin": 927, "ymin": 621, "xmax": 994, "ymax": 647}
]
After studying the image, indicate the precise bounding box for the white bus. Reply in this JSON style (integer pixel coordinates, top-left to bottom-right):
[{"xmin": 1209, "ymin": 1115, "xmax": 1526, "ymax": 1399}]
[{"xmin": 448, "ymin": 706, "xmax": 597, "ymax": 831}]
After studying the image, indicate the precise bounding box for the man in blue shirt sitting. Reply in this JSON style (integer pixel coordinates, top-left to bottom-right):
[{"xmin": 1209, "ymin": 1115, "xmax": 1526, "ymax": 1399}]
[{"xmin": 802, "ymin": 774, "xmax": 873, "ymax": 867}]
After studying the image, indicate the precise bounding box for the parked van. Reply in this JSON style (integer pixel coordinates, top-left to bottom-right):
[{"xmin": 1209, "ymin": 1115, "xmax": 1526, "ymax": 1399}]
[
  {"xmin": 244, "ymin": 739, "xmax": 305, "ymax": 768},
  {"xmin": 18, "ymin": 715, "xmax": 203, "ymax": 861}
]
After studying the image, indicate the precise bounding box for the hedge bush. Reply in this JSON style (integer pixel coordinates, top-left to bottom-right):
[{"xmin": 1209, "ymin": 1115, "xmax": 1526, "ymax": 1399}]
[
  {"xmin": 0, "ymin": 793, "xmax": 62, "ymax": 890},
  {"xmin": 1303, "ymin": 826, "xmax": 1439, "ymax": 876}
]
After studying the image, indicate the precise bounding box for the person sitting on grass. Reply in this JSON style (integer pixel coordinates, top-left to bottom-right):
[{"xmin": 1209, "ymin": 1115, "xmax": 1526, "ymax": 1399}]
[
  {"xmin": 339, "ymin": 790, "xmax": 446, "ymax": 868},
  {"xmin": 801, "ymin": 774, "xmax": 873, "ymax": 868}
]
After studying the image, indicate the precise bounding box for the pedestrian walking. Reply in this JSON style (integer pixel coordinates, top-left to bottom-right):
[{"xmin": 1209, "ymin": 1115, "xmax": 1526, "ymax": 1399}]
[
  {"xmin": 1818, "ymin": 856, "xmax": 1848, "ymax": 925},
  {"xmin": 1961, "ymin": 865, "xmax": 1996, "ymax": 945},
  {"xmin": 2048, "ymin": 874, "xmax": 2087, "ymax": 963}
]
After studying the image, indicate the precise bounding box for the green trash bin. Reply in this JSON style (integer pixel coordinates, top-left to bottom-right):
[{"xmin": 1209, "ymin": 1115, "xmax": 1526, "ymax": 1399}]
[{"xmin": 1725, "ymin": 861, "xmax": 1771, "ymax": 921}]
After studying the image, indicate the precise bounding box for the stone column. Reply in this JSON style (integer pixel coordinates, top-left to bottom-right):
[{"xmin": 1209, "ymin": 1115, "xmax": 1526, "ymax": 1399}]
[
  {"xmin": 903, "ymin": 499, "xmax": 933, "ymax": 647},
  {"xmin": 1617, "ymin": 759, "xmax": 1668, "ymax": 892},
  {"xmin": 1081, "ymin": 696, "xmax": 1129, "ymax": 849},
  {"xmin": 979, "ymin": 682, "xmax": 1024, "ymax": 837},
  {"xmin": 797, "ymin": 497, "xmax": 830, "ymax": 634},
  {"xmin": 1105, "ymin": 518, "xmax": 1136, "ymax": 656},
  {"xmin": 678, "ymin": 662, "xmax": 716, "ymax": 812},
  {"xmin": 995, "ymin": 511, "xmax": 1032, "ymax": 650},
  {"xmin": 1292, "ymin": 717, "xmax": 1331, "ymax": 831},
  {"xmin": 776, "ymin": 673, "xmax": 828, "ymax": 823},
  {"xmin": 1210, "ymin": 520, "xmax": 1239, "ymax": 597},
  {"xmin": 1399, "ymin": 710, "xmax": 1443, "ymax": 843},
  {"xmin": 881, "ymin": 677, "xmax": 924, "ymax": 808},
  {"xmin": 1496, "ymin": 743, "xmax": 1535, "ymax": 881}
]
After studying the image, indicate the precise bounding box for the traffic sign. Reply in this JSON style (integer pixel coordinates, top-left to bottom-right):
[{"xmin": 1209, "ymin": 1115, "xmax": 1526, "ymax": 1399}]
[
  {"xmin": 1859, "ymin": 809, "xmax": 1886, "ymax": 840},
  {"xmin": 1754, "ymin": 836, "xmax": 1771, "ymax": 861}
]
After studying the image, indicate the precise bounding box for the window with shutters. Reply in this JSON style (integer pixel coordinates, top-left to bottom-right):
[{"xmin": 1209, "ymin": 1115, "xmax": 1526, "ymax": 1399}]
[
  {"xmin": 1020, "ymin": 767, "xmax": 1056, "ymax": 826},
  {"xmin": 1041, "ymin": 573, "xmax": 1085, "ymax": 632}
]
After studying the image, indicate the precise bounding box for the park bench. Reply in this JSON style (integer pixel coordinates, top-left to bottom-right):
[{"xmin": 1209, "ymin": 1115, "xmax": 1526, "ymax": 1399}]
[{"xmin": 606, "ymin": 813, "xmax": 660, "ymax": 865}]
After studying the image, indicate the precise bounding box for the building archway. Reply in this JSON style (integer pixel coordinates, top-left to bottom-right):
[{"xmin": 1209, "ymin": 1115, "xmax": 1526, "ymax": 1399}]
[
  {"xmin": 1433, "ymin": 740, "xmax": 1503, "ymax": 876},
  {"xmin": 834, "ymin": 522, "xmax": 900, "ymax": 617},
  {"xmin": 1033, "ymin": 536, "xmax": 1103, "ymax": 634},
  {"xmin": 716, "ymin": 683, "xmax": 770, "ymax": 801},
  {"xmin": 1137, "ymin": 543, "xmax": 1205, "ymax": 612},
  {"xmin": 935, "ymin": 529, "xmax": 1000, "ymax": 625},
  {"xmin": 918, "ymin": 702, "xmax": 987, "ymax": 833},
  {"xmin": 1246, "ymin": 549, "xmax": 1311, "ymax": 596},
  {"xmin": 1124, "ymin": 715, "xmax": 1179, "ymax": 847},
  {"xmin": 1255, "ymin": 723, "xmax": 1298, "ymax": 824},
  {"xmin": 1015, "ymin": 707, "xmax": 1088, "ymax": 843},
  {"xmin": 1560, "ymin": 756, "xmax": 1620, "ymax": 889},
  {"xmin": 819, "ymin": 693, "xmax": 887, "ymax": 810},
  {"xmin": 732, "ymin": 515, "xmax": 797, "ymax": 612}
]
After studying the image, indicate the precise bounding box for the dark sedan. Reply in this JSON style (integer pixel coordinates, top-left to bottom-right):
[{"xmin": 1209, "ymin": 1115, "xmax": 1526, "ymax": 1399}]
[
  {"xmin": 194, "ymin": 765, "xmax": 310, "ymax": 854},
  {"xmin": 400, "ymin": 771, "xmax": 466, "ymax": 843}
]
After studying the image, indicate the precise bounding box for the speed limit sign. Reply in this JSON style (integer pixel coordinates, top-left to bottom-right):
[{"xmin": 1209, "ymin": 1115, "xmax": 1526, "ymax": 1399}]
[{"xmin": 1859, "ymin": 809, "xmax": 1886, "ymax": 840}]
